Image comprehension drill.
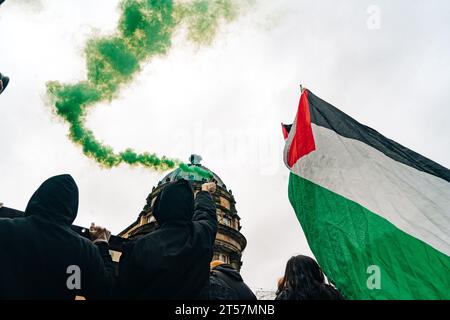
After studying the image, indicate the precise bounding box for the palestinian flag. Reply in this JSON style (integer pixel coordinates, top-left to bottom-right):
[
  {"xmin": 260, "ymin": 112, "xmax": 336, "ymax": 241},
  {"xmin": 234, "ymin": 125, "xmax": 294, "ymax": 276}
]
[{"xmin": 283, "ymin": 89, "xmax": 450, "ymax": 300}]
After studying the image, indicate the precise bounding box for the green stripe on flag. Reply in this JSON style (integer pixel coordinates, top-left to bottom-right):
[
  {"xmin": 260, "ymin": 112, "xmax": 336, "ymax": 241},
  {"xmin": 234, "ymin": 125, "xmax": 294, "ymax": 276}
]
[{"xmin": 289, "ymin": 172, "xmax": 450, "ymax": 300}]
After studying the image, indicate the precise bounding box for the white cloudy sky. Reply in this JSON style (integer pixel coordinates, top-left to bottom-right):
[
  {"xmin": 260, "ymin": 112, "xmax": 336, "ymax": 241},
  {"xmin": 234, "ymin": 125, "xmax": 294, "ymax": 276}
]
[{"xmin": 1, "ymin": 0, "xmax": 449, "ymax": 293}]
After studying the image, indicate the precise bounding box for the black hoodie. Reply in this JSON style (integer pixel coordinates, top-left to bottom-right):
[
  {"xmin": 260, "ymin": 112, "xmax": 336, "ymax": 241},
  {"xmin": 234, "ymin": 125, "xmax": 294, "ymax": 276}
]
[
  {"xmin": 118, "ymin": 179, "xmax": 217, "ymax": 299},
  {"xmin": 0, "ymin": 175, "xmax": 115, "ymax": 299}
]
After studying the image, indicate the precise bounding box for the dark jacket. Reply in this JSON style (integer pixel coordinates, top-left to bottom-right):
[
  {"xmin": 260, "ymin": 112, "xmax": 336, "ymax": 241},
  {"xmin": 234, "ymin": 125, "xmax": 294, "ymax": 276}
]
[
  {"xmin": 0, "ymin": 206, "xmax": 24, "ymax": 219},
  {"xmin": 275, "ymin": 285, "xmax": 345, "ymax": 300},
  {"xmin": 118, "ymin": 180, "xmax": 217, "ymax": 299},
  {"xmin": 0, "ymin": 175, "xmax": 115, "ymax": 299},
  {"xmin": 209, "ymin": 264, "xmax": 257, "ymax": 300}
]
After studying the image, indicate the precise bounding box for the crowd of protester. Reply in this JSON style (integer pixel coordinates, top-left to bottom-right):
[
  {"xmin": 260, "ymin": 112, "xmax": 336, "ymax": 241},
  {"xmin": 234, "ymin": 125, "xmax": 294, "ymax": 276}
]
[
  {"xmin": 0, "ymin": 0, "xmax": 344, "ymax": 300},
  {"xmin": 0, "ymin": 174, "xmax": 345, "ymax": 300}
]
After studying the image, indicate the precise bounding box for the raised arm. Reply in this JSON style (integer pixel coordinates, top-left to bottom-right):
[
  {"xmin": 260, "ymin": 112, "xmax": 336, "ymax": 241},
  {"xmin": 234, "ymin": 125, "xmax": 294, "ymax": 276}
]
[
  {"xmin": 192, "ymin": 182, "xmax": 218, "ymax": 246},
  {"xmin": 81, "ymin": 224, "xmax": 116, "ymax": 299}
]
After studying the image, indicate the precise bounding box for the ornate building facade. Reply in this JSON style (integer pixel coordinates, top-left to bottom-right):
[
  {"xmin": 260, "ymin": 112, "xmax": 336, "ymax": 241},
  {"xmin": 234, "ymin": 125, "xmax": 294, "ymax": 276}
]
[{"xmin": 118, "ymin": 156, "xmax": 247, "ymax": 271}]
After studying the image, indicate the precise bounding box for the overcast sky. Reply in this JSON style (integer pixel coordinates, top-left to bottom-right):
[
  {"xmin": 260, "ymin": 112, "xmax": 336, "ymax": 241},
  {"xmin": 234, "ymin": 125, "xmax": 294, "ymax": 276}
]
[{"xmin": 1, "ymin": 0, "xmax": 449, "ymax": 293}]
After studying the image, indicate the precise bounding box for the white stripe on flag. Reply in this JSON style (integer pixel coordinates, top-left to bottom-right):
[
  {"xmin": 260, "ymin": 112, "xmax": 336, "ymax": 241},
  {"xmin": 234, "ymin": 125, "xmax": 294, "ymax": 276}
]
[{"xmin": 290, "ymin": 124, "xmax": 450, "ymax": 256}]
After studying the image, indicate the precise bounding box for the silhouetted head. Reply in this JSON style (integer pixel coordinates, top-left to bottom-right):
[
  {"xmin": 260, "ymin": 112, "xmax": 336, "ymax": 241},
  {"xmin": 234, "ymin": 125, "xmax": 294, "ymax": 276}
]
[
  {"xmin": 152, "ymin": 179, "xmax": 194, "ymax": 224},
  {"xmin": 278, "ymin": 255, "xmax": 345, "ymax": 300},
  {"xmin": 281, "ymin": 255, "xmax": 325, "ymax": 294},
  {"xmin": 25, "ymin": 174, "xmax": 79, "ymax": 226}
]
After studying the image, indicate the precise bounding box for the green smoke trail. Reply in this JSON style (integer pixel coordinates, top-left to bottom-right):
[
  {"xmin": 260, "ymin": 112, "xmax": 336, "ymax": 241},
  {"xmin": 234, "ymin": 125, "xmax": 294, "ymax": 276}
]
[{"xmin": 47, "ymin": 0, "xmax": 242, "ymax": 178}]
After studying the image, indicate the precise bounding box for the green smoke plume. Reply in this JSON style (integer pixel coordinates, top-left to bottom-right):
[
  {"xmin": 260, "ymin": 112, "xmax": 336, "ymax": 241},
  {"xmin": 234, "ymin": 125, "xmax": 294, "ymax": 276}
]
[{"xmin": 47, "ymin": 0, "xmax": 242, "ymax": 177}]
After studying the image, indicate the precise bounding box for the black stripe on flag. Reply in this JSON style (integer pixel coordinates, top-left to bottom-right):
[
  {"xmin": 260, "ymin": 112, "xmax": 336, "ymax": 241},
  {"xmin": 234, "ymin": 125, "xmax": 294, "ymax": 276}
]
[
  {"xmin": 307, "ymin": 90, "xmax": 450, "ymax": 183},
  {"xmin": 283, "ymin": 124, "xmax": 293, "ymax": 134}
]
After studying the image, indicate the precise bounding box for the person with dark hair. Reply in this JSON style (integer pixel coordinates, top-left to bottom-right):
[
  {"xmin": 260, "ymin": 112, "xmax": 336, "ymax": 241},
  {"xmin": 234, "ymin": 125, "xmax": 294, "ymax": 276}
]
[
  {"xmin": 0, "ymin": 174, "xmax": 115, "ymax": 299},
  {"xmin": 0, "ymin": 73, "xmax": 9, "ymax": 95},
  {"xmin": 275, "ymin": 255, "xmax": 345, "ymax": 300},
  {"xmin": 117, "ymin": 180, "xmax": 218, "ymax": 299},
  {"xmin": 209, "ymin": 260, "xmax": 257, "ymax": 300}
]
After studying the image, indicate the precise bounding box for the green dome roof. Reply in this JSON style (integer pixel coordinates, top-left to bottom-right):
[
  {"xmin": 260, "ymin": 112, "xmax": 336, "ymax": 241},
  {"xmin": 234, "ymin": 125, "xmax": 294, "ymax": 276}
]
[{"xmin": 158, "ymin": 155, "xmax": 226, "ymax": 188}]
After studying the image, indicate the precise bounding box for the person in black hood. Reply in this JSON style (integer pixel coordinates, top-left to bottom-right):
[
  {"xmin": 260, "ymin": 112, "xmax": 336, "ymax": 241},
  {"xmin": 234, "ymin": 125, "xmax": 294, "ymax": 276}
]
[
  {"xmin": 209, "ymin": 261, "xmax": 257, "ymax": 300},
  {"xmin": 117, "ymin": 179, "xmax": 218, "ymax": 299},
  {"xmin": 0, "ymin": 174, "xmax": 115, "ymax": 299}
]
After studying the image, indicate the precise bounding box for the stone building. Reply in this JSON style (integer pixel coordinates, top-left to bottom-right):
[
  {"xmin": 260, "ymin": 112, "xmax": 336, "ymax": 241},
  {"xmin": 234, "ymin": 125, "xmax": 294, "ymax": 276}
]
[
  {"xmin": 0, "ymin": 157, "xmax": 248, "ymax": 272},
  {"xmin": 118, "ymin": 155, "xmax": 247, "ymax": 271}
]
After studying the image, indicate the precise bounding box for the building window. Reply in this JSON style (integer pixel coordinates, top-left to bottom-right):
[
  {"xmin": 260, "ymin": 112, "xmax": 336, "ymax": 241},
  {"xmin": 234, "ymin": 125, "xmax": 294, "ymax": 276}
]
[
  {"xmin": 220, "ymin": 197, "xmax": 230, "ymax": 210},
  {"xmin": 222, "ymin": 216, "xmax": 231, "ymax": 227},
  {"xmin": 218, "ymin": 254, "xmax": 230, "ymax": 264}
]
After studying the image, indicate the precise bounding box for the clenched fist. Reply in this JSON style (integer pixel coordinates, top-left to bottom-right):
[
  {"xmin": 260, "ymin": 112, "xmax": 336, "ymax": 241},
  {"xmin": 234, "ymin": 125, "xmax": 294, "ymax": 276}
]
[
  {"xmin": 201, "ymin": 182, "xmax": 217, "ymax": 194},
  {"xmin": 89, "ymin": 223, "xmax": 111, "ymax": 244}
]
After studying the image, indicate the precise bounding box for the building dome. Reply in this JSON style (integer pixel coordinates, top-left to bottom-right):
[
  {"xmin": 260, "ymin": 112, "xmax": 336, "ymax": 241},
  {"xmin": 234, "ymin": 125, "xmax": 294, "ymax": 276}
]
[
  {"xmin": 158, "ymin": 163, "xmax": 226, "ymax": 189},
  {"xmin": 119, "ymin": 155, "xmax": 247, "ymax": 271}
]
